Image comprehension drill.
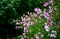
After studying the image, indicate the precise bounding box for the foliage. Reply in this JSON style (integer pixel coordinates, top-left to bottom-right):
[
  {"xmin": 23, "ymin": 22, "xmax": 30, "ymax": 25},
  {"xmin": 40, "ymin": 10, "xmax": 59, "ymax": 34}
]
[{"xmin": 0, "ymin": 0, "xmax": 60, "ymax": 39}]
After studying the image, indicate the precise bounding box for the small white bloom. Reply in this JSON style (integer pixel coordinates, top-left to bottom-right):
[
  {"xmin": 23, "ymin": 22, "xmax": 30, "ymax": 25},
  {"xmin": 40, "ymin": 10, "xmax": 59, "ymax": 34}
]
[
  {"xmin": 52, "ymin": 30, "xmax": 56, "ymax": 33},
  {"xmin": 44, "ymin": 2, "xmax": 49, "ymax": 7},
  {"xmin": 46, "ymin": 29, "xmax": 50, "ymax": 32},
  {"xmin": 23, "ymin": 33, "xmax": 26, "ymax": 35},
  {"xmin": 31, "ymin": 21, "xmax": 34, "ymax": 25},
  {"xmin": 16, "ymin": 22, "xmax": 20, "ymax": 25},
  {"xmin": 41, "ymin": 35, "xmax": 44, "ymax": 37},
  {"xmin": 30, "ymin": 13, "xmax": 32, "ymax": 15},
  {"xmin": 27, "ymin": 11, "xmax": 29, "ymax": 15},
  {"xmin": 15, "ymin": 26, "xmax": 21, "ymax": 29}
]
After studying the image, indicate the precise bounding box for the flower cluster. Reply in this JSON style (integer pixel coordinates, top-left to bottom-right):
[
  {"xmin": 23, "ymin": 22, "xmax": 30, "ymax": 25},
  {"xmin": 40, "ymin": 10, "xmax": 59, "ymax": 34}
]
[
  {"xmin": 43, "ymin": 0, "xmax": 57, "ymax": 38},
  {"xmin": 44, "ymin": 0, "xmax": 54, "ymax": 7},
  {"xmin": 13, "ymin": 20, "xmax": 23, "ymax": 29},
  {"xmin": 17, "ymin": 0, "xmax": 58, "ymax": 39},
  {"xmin": 50, "ymin": 30, "xmax": 57, "ymax": 38},
  {"xmin": 43, "ymin": 0, "xmax": 54, "ymax": 32},
  {"xmin": 20, "ymin": 8, "xmax": 42, "ymax": 38}
]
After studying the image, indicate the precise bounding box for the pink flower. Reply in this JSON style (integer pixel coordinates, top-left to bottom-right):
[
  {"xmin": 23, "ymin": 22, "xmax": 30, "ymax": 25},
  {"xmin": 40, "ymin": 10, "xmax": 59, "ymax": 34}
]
[
  {"xmin": 22, "ymin": 17, "xmax": 26, "ymax": 22},
  {"xmin": 36, "ymin": 35, "xmax": 39, "ymax": 39},
  {"xmin": 27, "ymin": 22, "xmax": 30, "ymax": 26},
  {"xmin": 38, "ymin": 8, "xmax": 42, "ymax": 13},
  {"xmin": 27, "ymin": 17, "xmax": 31, "ymax": 21},
  {"xmin": 44, "ymin": 22, "xmax": 50, "ymax": 32},
  {"xmin": 44, "ymin": 25, "xmax": 49, "ymax": 29},
  {"xmin": 34, "ymin": 8, "xmax": 39, "ymax": 12},
  {"xmin": 44, "ymin": 11, "xmax": 50, "ymax": 19},
  {"xmin": 44, "ymin": 2, "xmax": 49, "ymax": 7},
  {"xmin": 49, "ymin": 6, "xmax": 53, "ymax": 13},
  {"xmin": 50, "ymin": 34, "xmax": 56, "ymax": 38},
  {"xmin": 34, "ymin": 8, "xmax": 42, "ymax": 14},
  {"xmin": 49, "ymin": 8, "xmax": 53, "ymax": 13},
  {"xmin": 49, "ymin": 0, "xmax": 53, "ymax": 4},
  {"xmin": 33, "ymin": 13, "xmax": 37, "ymax": 17}
]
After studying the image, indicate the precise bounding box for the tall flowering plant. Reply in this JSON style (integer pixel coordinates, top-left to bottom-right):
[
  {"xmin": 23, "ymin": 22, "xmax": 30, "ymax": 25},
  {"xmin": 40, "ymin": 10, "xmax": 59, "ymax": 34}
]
[{"xmin": 15, "ymin": 0, "xmax": 60, "ymax": 39}]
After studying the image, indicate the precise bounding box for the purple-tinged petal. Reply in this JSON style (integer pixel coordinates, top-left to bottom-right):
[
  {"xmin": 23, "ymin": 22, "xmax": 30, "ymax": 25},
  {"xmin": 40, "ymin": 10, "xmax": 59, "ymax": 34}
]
[
  {"xmin": 44, "ymin": 2, "xmax": 49, "ymax": 7},
  {"xmin": 49, "ymin": 0, "xmax": 53, "ymax": 4}
]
